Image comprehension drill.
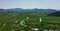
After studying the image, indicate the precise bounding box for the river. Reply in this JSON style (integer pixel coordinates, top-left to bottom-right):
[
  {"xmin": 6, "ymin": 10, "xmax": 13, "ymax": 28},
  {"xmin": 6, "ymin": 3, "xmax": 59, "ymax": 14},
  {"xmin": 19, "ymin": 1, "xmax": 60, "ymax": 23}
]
[{"xmin": 19, "ymin": 17, "xmax": 60, "ymax": 31}]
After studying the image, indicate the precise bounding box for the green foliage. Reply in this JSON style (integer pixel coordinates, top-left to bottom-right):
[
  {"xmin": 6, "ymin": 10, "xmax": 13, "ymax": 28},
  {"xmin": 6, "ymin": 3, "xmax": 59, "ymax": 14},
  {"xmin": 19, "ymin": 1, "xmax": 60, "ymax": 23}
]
[{"xmin": 0, "ymin": 12, "xmax": 60, "ymax": 31}]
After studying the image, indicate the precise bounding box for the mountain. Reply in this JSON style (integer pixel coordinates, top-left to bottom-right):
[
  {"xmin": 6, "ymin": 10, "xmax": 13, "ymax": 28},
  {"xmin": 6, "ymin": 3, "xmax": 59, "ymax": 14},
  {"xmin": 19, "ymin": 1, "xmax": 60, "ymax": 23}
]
[
  {"xmin": 48, "ymin": 11, "xmax": 60, "ymax": 16},
  {"xmin": 0, "ymin": 9, "xmax": 5, "ymax": 12},
  {"xmin": 0, "ymin": 8, "xmax": 57, "ymax": 13}
]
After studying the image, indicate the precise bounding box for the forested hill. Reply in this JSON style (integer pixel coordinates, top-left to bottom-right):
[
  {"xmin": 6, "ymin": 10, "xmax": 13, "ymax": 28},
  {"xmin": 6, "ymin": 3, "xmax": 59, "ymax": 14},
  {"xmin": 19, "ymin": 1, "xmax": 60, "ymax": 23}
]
[
  {"xmin": 48, "ymin": 11, "xmax": 60, "ymax": 16},
  {"xmin": 0, "ymin": 8, "xmax": 57, "ymax": 13}
]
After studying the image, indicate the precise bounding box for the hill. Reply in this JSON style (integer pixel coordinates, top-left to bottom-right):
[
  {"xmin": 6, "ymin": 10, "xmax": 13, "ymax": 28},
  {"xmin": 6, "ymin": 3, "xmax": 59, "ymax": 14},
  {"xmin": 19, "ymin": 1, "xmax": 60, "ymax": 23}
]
[{"xmin": 48, "ymin": 11, "xmax": 60, "ymax": 16}]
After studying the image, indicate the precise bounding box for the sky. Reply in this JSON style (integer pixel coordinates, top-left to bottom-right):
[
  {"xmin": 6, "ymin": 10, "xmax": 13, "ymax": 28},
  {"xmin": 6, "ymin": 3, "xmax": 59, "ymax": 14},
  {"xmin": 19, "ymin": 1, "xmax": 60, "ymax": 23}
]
[{"xmin": 0, "ymin": 0, "xmax": 60, "ymax": 9}]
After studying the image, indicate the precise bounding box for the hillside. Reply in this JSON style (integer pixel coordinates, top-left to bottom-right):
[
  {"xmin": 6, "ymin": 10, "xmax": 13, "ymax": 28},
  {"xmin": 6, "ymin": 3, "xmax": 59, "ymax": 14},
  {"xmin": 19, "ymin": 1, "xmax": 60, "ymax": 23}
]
[{"xmin": 48, "ymin": 11, "xmax": 60, "ymax": 16}]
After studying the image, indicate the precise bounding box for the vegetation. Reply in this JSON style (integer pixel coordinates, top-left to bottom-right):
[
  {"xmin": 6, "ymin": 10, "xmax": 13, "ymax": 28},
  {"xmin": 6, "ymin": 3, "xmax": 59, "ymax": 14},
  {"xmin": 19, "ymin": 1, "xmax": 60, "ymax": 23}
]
[{"xmin": 0, "ymin": 8, "xmax": 60, "ymax": 31}]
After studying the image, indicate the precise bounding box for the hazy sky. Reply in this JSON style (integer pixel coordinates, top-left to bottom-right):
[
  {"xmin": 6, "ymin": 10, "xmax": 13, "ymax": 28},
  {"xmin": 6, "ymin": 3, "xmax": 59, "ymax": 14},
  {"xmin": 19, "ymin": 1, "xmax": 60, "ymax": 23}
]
[{"xmin": 0, "ymin": 0, "xmax": 60, "ymax": 9}]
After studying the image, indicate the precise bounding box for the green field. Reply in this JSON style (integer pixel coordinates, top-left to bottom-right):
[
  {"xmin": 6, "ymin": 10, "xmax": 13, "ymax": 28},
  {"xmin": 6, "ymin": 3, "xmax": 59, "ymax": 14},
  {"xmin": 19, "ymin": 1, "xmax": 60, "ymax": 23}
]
[{"xmin": 0, "ymin": 12, "xmax": 60, "ymax": 31}]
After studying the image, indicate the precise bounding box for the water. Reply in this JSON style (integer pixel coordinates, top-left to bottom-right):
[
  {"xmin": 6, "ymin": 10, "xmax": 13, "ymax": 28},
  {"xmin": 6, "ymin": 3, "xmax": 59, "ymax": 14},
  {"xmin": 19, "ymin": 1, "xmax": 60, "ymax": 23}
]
[
  {"xmin": 43, "ymin": 30, "xmax": 54, "ymax": 31},
  {"xmin": 20, "ymin": 20, "xmax": 27, "ymax": 27},
  {"xmin": 20, "ymin": 17, "xmax": 29, "ymax": 27},
  {"xmin": 19, "ymin": 17, "xmax": 60, "ymax": 31},
  {"xmin": 42, "ymin": 29, "xmax": 60, "ymax": 31}
]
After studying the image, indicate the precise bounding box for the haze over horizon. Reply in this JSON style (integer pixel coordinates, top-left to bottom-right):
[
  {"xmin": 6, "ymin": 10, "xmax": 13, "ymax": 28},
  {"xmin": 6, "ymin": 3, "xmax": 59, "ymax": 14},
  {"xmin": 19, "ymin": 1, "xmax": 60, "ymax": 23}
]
[{"xmin": 0, "ymin": 0, "xmax": 60, "ymax": 9}]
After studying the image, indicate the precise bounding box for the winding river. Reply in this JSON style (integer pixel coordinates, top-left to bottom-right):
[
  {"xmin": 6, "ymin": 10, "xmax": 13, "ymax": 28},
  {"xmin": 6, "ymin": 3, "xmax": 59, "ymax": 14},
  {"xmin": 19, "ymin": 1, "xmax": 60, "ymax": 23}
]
[{"xmin": 19, "ymin": 17, "xmax": 60, "ymax": 31}]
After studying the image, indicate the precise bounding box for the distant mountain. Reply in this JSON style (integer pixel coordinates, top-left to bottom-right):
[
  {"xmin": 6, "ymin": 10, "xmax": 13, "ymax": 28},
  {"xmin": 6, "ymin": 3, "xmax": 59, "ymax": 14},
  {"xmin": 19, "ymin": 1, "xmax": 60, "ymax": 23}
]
[
  {"xmin": 0, "ymin": 8, "xmax": 58, "ymax": 13},
  {"xmin": 46, "ymin": 9, "xmax": 56, "ymax": 14},
  {"xmin": 0, "ymin": 9, "xmax": 5, "ymax": 12}
]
